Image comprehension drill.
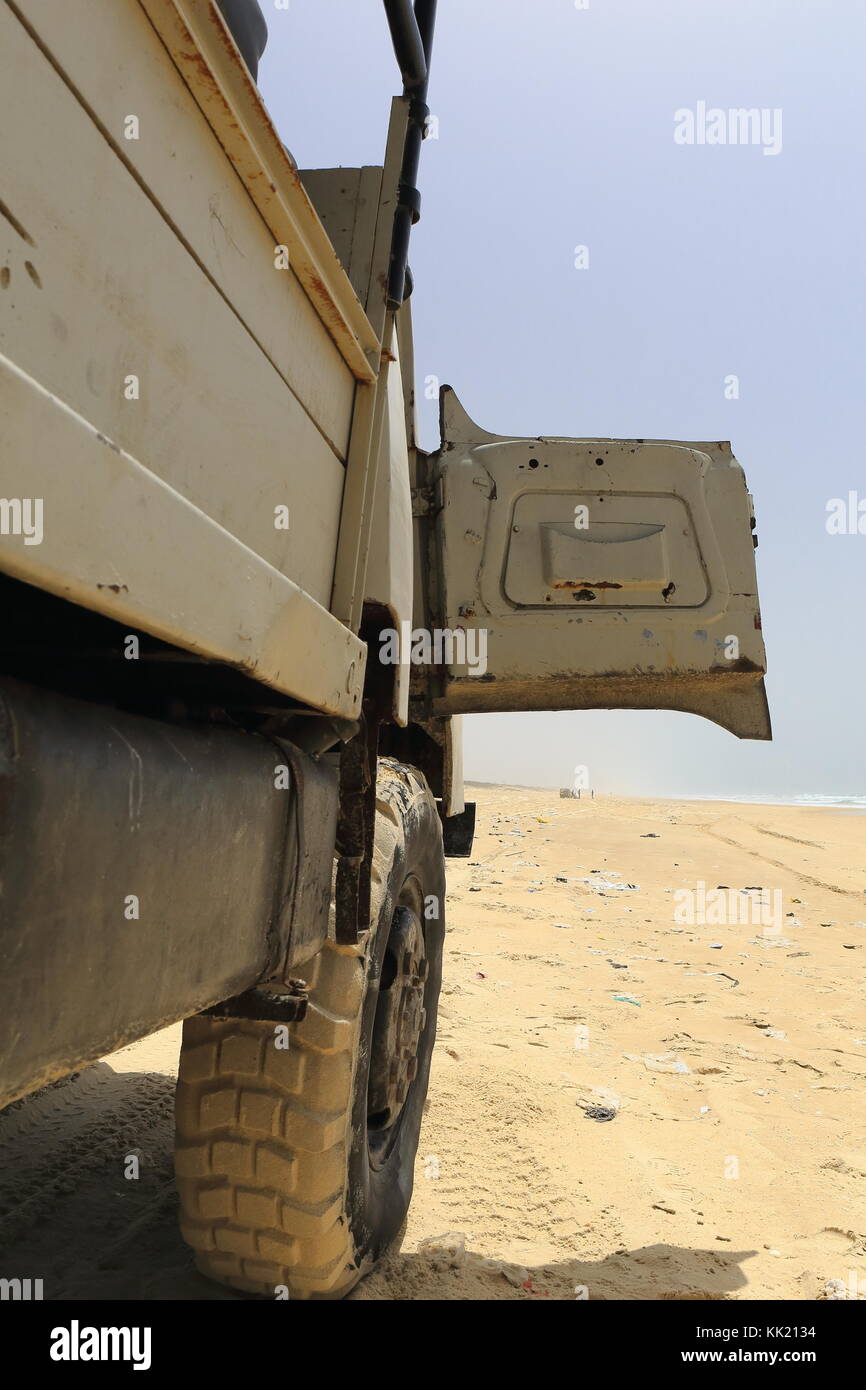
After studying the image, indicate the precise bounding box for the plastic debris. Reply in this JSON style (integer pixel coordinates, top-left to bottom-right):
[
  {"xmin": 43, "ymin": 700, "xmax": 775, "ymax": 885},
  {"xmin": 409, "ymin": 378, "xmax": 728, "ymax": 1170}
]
[
  {"xmin": 581, "ymin": 876, "xmax": 639, "ymax": 893},
  {"xmin": 480, "ymin": 1259, "xmax": 530, "ymax": 1287},
  {"xmin": 577, "ymin": 1087, "xmax": 621, "ymax": 1119},
  {"xmin": 641, "ymin": 1052, "xmax": 690, "ymax": 1074},
  {"xmin": 417, "ymin": 1233, "xmax": 468, "ymax": 1269},
  {"xmin": 824, "ymin": 1278, "xmax": 848, "ymax": 1300}
]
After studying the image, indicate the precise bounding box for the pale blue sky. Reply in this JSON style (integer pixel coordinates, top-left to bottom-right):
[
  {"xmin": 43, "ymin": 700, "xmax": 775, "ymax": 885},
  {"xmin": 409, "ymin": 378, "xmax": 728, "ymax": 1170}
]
[{"xmin": 259, "ymin": 0, "xmax": 865, "ymax": 799}]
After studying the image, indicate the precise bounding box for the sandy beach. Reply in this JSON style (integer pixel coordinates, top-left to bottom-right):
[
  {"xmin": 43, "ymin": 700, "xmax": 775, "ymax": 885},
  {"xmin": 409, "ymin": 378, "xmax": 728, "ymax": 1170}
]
[
  {"xmin": 1, "ymin": 786, "xmax": 863, "ymax": 1301},
  {"xmin": 361, "ymin": 786, "xmax": 866, "ymax": 1300}
]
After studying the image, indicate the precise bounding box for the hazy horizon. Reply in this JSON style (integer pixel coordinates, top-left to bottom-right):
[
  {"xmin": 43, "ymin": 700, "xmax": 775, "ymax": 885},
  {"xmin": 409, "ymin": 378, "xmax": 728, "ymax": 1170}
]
[{"xmin": 462, "ymin": 776, "xmax": 866, "ymax": 809}]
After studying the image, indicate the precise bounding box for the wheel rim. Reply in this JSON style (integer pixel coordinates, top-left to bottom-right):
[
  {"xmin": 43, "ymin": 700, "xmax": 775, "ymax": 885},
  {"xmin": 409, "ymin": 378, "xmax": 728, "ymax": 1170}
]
[{"xmin": 366, "ymin": 903, "xmax": 428, "ymax": 1165}]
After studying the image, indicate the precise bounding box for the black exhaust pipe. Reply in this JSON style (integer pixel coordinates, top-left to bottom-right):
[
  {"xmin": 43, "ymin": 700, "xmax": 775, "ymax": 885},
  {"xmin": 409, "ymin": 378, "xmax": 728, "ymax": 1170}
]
[{"xmin": 384, "ymin": 1, "xmax": 438, "ymax": 309}]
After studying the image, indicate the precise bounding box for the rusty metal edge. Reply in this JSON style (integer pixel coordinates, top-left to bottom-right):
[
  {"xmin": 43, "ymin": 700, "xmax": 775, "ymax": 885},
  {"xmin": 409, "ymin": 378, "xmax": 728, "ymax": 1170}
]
[{"xmin": 139, "ymin": 0, "xmax": 380, "ymax": 383}]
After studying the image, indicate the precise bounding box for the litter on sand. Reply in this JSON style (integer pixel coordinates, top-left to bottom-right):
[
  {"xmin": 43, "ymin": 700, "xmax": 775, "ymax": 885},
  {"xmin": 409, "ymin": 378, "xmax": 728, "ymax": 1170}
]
[
  {"xmin": 417, "ymin": 1233, "xmax": 468, "ymax": 1270},
  {"xmin": 581, "ymin": 876, "xmax": 640, "ymax": 893},
  {"xmin": 637, "ymin": 1052, "xmax": 691, "ymax": 1074},
  {"xmin": 584, "ymin": 1105, "xmax": 617, "ymax": 1122}
]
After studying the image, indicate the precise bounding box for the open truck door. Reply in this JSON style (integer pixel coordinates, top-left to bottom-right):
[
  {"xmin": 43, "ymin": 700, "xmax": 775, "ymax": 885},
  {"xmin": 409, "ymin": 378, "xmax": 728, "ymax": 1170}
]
[{"xmin": 418, "ymin": 388, "xmax": 770, "ymax": 740}]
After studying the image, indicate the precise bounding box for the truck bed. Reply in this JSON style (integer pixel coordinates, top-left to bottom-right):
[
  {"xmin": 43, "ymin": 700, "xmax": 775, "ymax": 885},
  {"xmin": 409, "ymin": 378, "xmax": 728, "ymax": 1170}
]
[{"xmin": 0, "ymin": 0, "xmax": 372, "ymax": 716}]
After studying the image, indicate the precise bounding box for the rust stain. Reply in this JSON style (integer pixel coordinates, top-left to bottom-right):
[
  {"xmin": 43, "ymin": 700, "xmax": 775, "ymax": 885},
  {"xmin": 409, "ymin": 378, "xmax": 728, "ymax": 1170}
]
[
  {"xmin": 552, "ymin": 580, "xmax": 623, "ymax": 590},
  {"xmin": 710, "ymin": 657, "xmax": 762, "ymax": 674},
  {"xmin": 179, "ymin": 45, "xmax": 222, "ymax": 95},
  {"xmin": 168, "ymin": 12, "xmax": 373, "ymax": 377},
  {"xmin": 306, "ymin": 270, "xmax": 350, "ymax": 335},
  {"xmin": 206, "ymin": 6, "xmax": 306, "ymax": 187},
  {"xmin": 209, "ymin": 8, "xmax": 265, "ymax": 103}
]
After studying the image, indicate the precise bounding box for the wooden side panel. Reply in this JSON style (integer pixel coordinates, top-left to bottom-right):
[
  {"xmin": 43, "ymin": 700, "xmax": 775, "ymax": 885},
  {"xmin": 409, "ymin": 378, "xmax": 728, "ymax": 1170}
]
[
  {"xmin": 0, "ymin": 0, "xmax": 346, "ymax": 608},
  {"xmin": 16, "ymin": 0, "xmax": 356, "ymax": 459},
  {"xmin": 0, "ymin": 351, "xmax": 366, "ymax": 717}
]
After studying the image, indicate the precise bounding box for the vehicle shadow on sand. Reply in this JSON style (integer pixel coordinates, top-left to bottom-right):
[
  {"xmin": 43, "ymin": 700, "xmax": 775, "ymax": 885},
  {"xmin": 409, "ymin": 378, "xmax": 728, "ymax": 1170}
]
[
  {"xmin": 1, "ymin": 1065, "xmax": 757, "ymax": 1301},
  {"xmin": 352, "ymin": 1238, "xmax": 759, "ymax": 1301}
]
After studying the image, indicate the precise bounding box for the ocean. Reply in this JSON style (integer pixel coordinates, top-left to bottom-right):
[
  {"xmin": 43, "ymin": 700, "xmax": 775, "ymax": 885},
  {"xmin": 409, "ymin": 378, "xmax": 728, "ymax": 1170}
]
[{"xmin": 680, "ymin": 793, "xmax": 866, "ymax": 811}]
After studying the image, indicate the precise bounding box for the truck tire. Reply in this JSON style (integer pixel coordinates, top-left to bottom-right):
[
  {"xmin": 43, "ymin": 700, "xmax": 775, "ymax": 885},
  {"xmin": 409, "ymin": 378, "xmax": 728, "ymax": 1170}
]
[{"xmin": 174, "ymin": 759, "xmax": 446, "ymax": 1298}]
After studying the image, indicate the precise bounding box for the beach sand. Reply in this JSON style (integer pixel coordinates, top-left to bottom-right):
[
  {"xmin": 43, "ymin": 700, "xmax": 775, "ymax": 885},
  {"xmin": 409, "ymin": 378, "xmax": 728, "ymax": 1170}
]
[
  {"xmin": 2, "ymin": 787, "xmax": 863, "ymax": 1300},
  {"xmin": 357, "ymin": 786, "xmax": 866, "ymax": 1300}
]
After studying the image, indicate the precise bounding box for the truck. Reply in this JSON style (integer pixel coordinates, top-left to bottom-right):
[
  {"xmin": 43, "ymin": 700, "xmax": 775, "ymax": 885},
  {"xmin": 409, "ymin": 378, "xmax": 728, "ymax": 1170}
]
[{"xmin": 0, "ymin": 0, "xmax": 770, "ymax": 1299}]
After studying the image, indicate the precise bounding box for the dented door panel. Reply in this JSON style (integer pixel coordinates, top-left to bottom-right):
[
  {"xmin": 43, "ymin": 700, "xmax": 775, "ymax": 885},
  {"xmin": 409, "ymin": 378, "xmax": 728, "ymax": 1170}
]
[{"xmin": 429, "ymin": 389, "xmax": 770, "ymax": 740}]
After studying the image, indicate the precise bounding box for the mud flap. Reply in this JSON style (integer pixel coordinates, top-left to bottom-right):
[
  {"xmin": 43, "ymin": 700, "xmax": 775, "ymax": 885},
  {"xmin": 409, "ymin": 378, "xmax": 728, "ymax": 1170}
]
[{"xmin": 440, "ymin": 800, "xmax": 476, "ymax": 857}]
